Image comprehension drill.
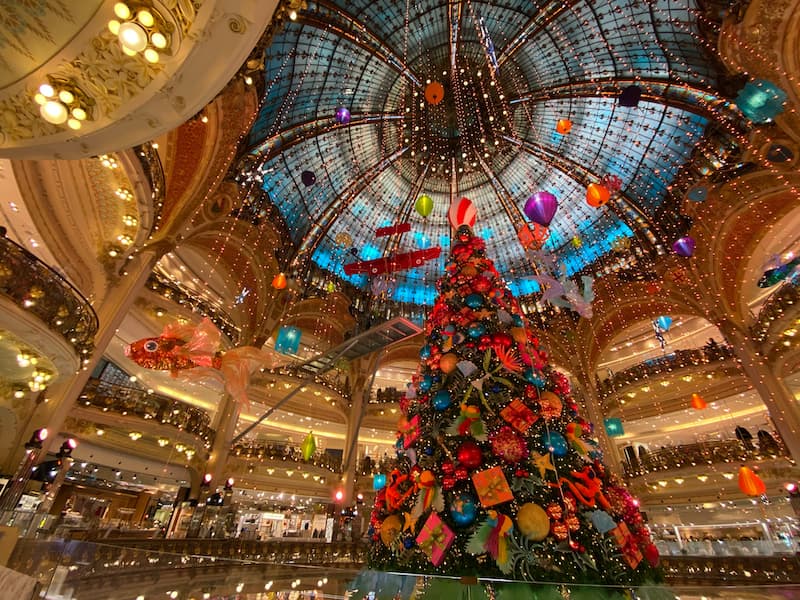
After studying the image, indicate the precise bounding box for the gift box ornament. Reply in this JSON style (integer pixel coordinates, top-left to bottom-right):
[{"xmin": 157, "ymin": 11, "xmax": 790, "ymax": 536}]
[
  {"xmin": 472, "ymin": 466, "xmax": 514, "ymax": 507},
  {"xmin": 416, "ymin": 512, "xmax": 455, "ymax": 566},
  {"xmin": 500, "ymin": 399, "xmax": 538, "ymax": 433},
  {"xmin": 400, "ymin": 414, "xmax": 421, "ymax": 449},
  {"xmin": 609, "ymin": 521, "xmax": 643, "ymax": 569}
]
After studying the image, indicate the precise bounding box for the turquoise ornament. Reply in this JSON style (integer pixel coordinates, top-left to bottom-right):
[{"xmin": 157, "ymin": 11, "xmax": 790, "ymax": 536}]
[
  {"xmin": 449, "ymin": 492, "xmax": 478, "ymax": 527},
  {"xmin": 433, "ymin": 390, "xmax": 452, "ymax": 411},
  {"xmin": 464, "ymin": 293, "xmax": 484, "ymax": 309},
  {"xmin": 542, "ymin": 431, "xmax": 568, "ymax": 456}
]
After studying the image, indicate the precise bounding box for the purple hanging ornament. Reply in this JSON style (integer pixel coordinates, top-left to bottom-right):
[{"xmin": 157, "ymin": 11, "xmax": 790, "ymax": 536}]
[
  {"xmin": 335, "ymin": 107, "xmax": 351, "ymax": 124},
  {"xmin": 672, "ymin": 236, "xmax": 696, "ymax": 257},
  {"xmin": 524, "ymin": 192, "xmax": 559, "ymax": 227},
  {"xmin": 301, "ymin": 170, "xmax": 316, "ymax": 186}
]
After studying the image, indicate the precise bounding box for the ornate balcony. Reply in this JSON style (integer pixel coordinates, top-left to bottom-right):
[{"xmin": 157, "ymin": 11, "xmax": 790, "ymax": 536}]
[
  {"xmin": 752, "ymin": 280, "xmax": 799, "ymax": 344},
  {"xmin": 0, "ymin": 234, "xmax": 98, "ymax": 358},
  {"xmin": 230, "ymin": 441, "xmax": 342, "ymax": 473},
  {"xmin": 78, "ymin": 378, "xmax": 214, "ymax": 447}
]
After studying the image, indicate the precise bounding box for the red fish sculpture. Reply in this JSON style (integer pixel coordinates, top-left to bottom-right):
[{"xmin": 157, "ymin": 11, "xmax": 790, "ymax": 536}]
[{"xmin": 125, "ymin": 317, "xmax": 272, "ymax": 407}]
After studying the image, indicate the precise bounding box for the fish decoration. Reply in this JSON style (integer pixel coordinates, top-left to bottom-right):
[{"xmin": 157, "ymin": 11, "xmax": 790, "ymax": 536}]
[
  {"xmin": 758, "ymin": 255, "xmax": 800, "ymax": 288},
  {"xmin": 125, "ymin": 317, "xmax": 273, "ymax": 407}
]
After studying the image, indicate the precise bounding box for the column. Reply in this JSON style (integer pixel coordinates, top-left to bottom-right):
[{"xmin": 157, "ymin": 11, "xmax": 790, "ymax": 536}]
[
  {"xmin": 718, "ymin": 319, "xmax": 800, "ymax": 462},
  {"xmin": 572, "ymin": 376, "xmax": 624, "ymax": 478},
  {"xmin": 13, "ymin": 248, "xmax": 162, "ymax": 464},
  {"xmin": 204, "ymin": 393, "xmax": 239, "ymax": 490}
]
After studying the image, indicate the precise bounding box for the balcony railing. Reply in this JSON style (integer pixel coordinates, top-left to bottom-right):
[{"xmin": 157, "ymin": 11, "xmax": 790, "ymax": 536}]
[
  {"xmin": 79, "ymin": 378, "xmax": 214, "ymax": 447},
  {"xmin": 0, "ymin": 235, "xmax": 98, "ymax": 358},
  {"xmin": 622, "ymin": 435, "xmax": 788, "ymax": 479},
  {"xmin": 752, "ymin": 280, "xmax": 799, "ymax": 344},
  {"xmin": 599, "ymin": 344, "xmax": 736, "ymax": 400},
  {"xmin": 231, "ymin": 442, "xmax": 342, "ymax": 473}
]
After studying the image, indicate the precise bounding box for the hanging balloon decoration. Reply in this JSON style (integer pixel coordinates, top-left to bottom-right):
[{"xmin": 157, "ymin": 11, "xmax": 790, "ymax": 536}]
[
  {"xmin": 272, "ymin": 272, "xmax": 288, "ymax": 290},
  {"xmin": 425, "ymin": 81, "xmax": 445, "ymax": 105},
  {"xmin": 655, "ymin": 315, "xmax": 672, "ymax": 331},
  {"xmin": 301, "ymin": 432, "xmax": 317, "ymax": 461},
  {"xmin": 672, "ymin": 236, "xmax": 696, "ymax": 257},
  {"xmin": 415, "ymin": 194, "xmax": 433, "ymax": 218},
  {"xmin": 335, "ymin": 107, "xmax": 351, "ymax": 124},
  {"xmin": 738, "ymin": 466, "xmax": 766, "ymax": 496},
  {"xmin": 555, "ymin": 119, "xmax": 572, "ymax": 134},
  {"xmin": 690, "ymin": 393, "xmax": 707, "ymax": 410},
  {"xmin": 618, "ymin": 85, "xmax": 642, "ymax": 107},
  {"xmin": 524, "ymin": 192, "xmax": 559, "ymax": 227},
  {"xmin": 448, "ymin": 196, "xmax": 477, "ymax": 229},
  {"xmin": 586, "ymin": 183, "xmax": 611, "ymax": 208},
  {"xmin": 301, "ymin": 170, "xmax": 316, "ymax": 186},
  {"xmin": 334, "ymin": 232, "xmax": 353, "ymax": 247}
]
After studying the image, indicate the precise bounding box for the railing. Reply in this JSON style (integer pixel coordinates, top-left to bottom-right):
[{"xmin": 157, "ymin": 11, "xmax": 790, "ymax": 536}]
[
  {"xmin": 230, "ymin": 442, "xmax": 342, "ymax": 472},
  {"xmin": 622, "ymin": 436, "xmax": 788, "ymax": 478},
  {"xmin": 660, "ymin": 554, "xmax": 800, "ymax": 585},
  {"xmin": 599, "ymin": 345, "xmax": 736, "ymax": 400},
  {"xmin": 275, "ymin": 365, "xmax": 351, "ymax": 400},
  {"xmin": 79, "ymin": 378, "xmax": 215, "ymax": 447},
  {"xmin": 752, "ymin": 280, "xmax": 799, "ymax": 344},
  {"xmin": 0, "ymin": 235, "xmax": 98, "ymax": 357},
  {"xmin": 132, "ymin": 142, "xmax": 166, "ymax": 237}
]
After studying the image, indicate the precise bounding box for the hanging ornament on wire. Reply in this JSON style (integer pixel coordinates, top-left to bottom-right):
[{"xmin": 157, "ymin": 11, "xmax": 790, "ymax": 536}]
[
  {"xmin": 335, "ymin": 107, "xmax": 351, "ymax": 124},
  {"xmin": 301, "ymin": 432, "xmax": 317, "ymax": 461},
  {"xmin": 415, "ymin": 194, "xmax": 433, "ymax": 218},
  {"xmin": 672, "ymin": 236, "xmax": 696, "ymax": 257},
  {"xmin": 690, "ymin": 393, "xmax": 707, "ymax": 410},
  {"xmin": 425, "ymin": 81, "xmax": 445, "ymax": 105},
  {"xmin": 738, "ymin": 466, "xmax": 766, "ymax": 496},
  {"xmin": 524, "ymin": 192, "xmax": 558, "ymax": 227},
  {"xmin": 555, "ymin": 119, "xmax": 572, "ymax": 134}
]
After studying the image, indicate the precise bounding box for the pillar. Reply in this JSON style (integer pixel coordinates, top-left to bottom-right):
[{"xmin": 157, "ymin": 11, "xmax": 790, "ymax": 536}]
[
  {"xmin": 718, "ymin": 318, "xmax": 800, "ymax": 462},
  {"xmin": 13, "ymin": 249, "xmax": 162, "ymax": 464},
  {"xmin": 204, "ymin": 393, "xmax": 239, "ymax": 493},
  {"xmin": 572, "ymin": 376, "xmax": 624, "ymax": 478}
]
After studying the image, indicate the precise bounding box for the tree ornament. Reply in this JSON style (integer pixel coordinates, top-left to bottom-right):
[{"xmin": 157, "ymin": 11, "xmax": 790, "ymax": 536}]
[
  {"xmin": 538, "ymin": 391, "xmax": 563, "ymax": 419},
  {"xmin": 517, "ymin": 503, "xmax": 550, "ymax": 541},
  {"xmin": 439, "ymin": 353, "xmax": 459, "ymax": 374},
  {"xmin": 738, "ymin": 466, "xmax": 766, "ymax": 496},
  {"xmin": 433, "ymin": 389, "xmax": 452, "ymax": 410},
  {"xmin": 380, "ymin": 514, "xmax": 403, "ymax": 545},
  {"xmin": 464, "ymin": 293, "xmax": 484, "ymax": 309},
  {"xmin": 456, "ymin": 440, "xmax": 483, "ymax": 469},
  {"xmin": 542, "ymin": 431, "xmax": 568, "ymax": 456},
  {"xmin": 300, "ymin": 432, "xmax": 316, "ymax": 461},
  {"xmin": 490, "ymin": 426, "xmax": 529, "ymax": 464},
  {"xmin": 449, "ymin": 492, "xmax": 478, "ymax": 527}
]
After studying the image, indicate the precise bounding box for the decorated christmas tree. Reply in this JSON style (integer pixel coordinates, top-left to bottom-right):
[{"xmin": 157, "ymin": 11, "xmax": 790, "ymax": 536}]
[{"xmin": 366, "ymin": 224, "xmax": 662, "ymax": 598}]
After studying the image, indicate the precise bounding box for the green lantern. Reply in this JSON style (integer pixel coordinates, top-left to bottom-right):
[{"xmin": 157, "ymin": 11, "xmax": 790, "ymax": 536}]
[
  {"xmin": 301, "ymin": 432, "xmax": 317, "ymax": 461},
  {"xmin": 415, "ymin": 194, "xmax": 433, "ymax": 218}
]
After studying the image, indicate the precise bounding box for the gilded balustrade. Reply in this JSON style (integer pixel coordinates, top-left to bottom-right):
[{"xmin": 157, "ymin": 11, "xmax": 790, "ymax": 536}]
[{"xmin": 230, "ymin": 441, "xmax": 342, "ymax": 473}]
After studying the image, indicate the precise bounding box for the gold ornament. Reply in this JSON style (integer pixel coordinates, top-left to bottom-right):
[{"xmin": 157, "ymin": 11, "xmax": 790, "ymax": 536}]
[
  {"xmin": 380, "ymin": 514, "xmax": 403, "ymax": 545},
  {"xmin": 517, "ymin": 503, "xmax": 550, "ymax": 541}
]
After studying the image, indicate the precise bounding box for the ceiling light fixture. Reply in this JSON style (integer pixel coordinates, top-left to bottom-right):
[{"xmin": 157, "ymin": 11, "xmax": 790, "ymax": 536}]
[
  {"xmin": 33, "ymin": 79, "xmax": 93, "ymax": 130},
  {"xmin": 108, "ymin": 2, "xmax": 172, "ymax": 63}
]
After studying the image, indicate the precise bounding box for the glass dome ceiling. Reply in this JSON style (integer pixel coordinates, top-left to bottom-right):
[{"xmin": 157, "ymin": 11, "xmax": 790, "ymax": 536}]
[{"xmin": 244, "ymin": 0, "xmax": 724, "ymax": 307}]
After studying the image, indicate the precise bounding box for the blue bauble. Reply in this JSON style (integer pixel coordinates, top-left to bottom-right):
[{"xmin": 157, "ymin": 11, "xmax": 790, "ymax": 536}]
[
  {"xmin": 512, "ymin": 314, "xmax": 524, "ymax": 327},
  {"xmin": 403, "ymin": 536, "xmax": 415, "ymax": 549},
  {"xmin": 424, "ymin": 445, "xmax": 434, "ymax": 456},
  {"xmin": 443, "ymin": 324, "xmax": 457, "ymax": 337},
  {"xmin": 464, "ymin": 293, "xmax": 484, "ymax": 309},
  {"xmin": 468, "ymin": 322, "xmax": 487, "ymax": 338},
  {"xmin": 542, "ymin": 431, "xmax": 568, "ymax": 457},
  {"xmin": 419, "ymin": 375, "xmax": 433, "ymax": 392},
  {"xmin": 433, "ymin": 390, "xmax": 452, "ymax": 411},
  {"xmin": 450, "ymin": 492, "xmax": 478, "ymax": 527},
  {"xmin": 524, "ymin": 369, "xmax": 546, "ymax": 388},
  {"xmin": 420, "ymin": 344, "xmax": 432, "ymax": 359}
]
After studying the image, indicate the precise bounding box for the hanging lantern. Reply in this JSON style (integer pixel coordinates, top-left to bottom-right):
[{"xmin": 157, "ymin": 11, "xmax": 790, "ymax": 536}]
[
  {"xmin": 415, "ymin": 194, "xmax": 433, "ymax": 218},
  {"xmin": 586, "ymin": 183, "xmax": 610, "ymax": 208},
  {"xmin": 425, "ymin": 81, "xmax": 445, "ymax": 105},
  {"xmin": 655, "ymin": 315, "xmax": 672, "ymax": 331},
  {"xmin": 604, "ymin": 417, "xmax": 624, "ymax": 437},
  {"xmin": 738, "ymin": 466, "xmax": 766, "ymax": 496},
  {"xmin": 335, "ymin": 106, "xmax": 351, "ymax": 124},
  {"xmin": 272, "ymin": 272, "xmax": 288, "ymax": 290},
  {"xmin": 517, "ymin": 223, "xmax": 548, "ymax": 250},
  {"xmin": 555, "ymin": 119, "xmax": 572, "ymax": 134},
  {"xmin": 448, "ymin": 196, "xmax": 477, "ymax": 228},
  {"xmin": 301, "ymin": 170, "xmax": 316, "ymax": 186},
  {"xmin": 672, "ymin": 236, "xmax": 696, "ymax": 257},
  {"xmin": 690, "ymin": 393, "xmax": 707, "ymax": 410},
  {"xmin": 300, "ymin": 432, "xmax": 317, "ymax": 461},
  {"xmin": 618, "ymin": 85, "xmax": 642, "ymax": 107},
  {"xmin": 524, "ymin": 191, "xmax": 559, "ymax": 227}
]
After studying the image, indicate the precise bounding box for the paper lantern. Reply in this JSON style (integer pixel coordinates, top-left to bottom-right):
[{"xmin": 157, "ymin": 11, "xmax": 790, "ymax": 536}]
[
  {"xmin": 586, "ymin": 183, "xmax": 610, "ymax": 207},
  {"xmin": 275, "ymin": 325, "xmax": 301, "ymax": 355},
  {"xmin": 373, "ymin": 473, "xmax": 386, "ymax": 490},
  {"xmin": 655, "ymin": 315, "xmax": 672, "ymax": 331},
  {"xmin": 555, "ymin": 119, "xmax": 572, "ymax": 134},
  {"xmin": 604, "ymin": 417, "xmax": 624, "ymax": 437},
  {"xmin": 448, "ymin": 196, "xmax": 477, "ymax": 228},
  {"xmin": 738, "ymin": 466, "xmax": 766, "ymax": 496},
  {"xmin": 335, "ymin": 106, "xmax": 351, "ymax": 124},
  {"xmin": 524, "ymin": 191, "xmax": 558, "ymax": 227},
  {"xmin": 334, "ymin": 232, "xmax": 352, "ymax": 247},
  {"xmin": 690, "ymin": 393, "xmax": 707, "ymax": 410},
  {"xmin": 425, "ymin": 81, "xmax": 445, "ymax": 105},
  {"xmin": 300, "ymin": 170, "xmax": 316, "ymax": 186},
  {"xmin": 415, "ymin": 194, "xmax": 433, "ymax": 218},
  {"xmin": 271, "ymin": 272, "xmax": 288, "ymax": 290},
  {"xmin": 672, "ymin": 236, "xmax": 696, "ymax": 257},
  {"xmin": 618, "ymin": 85, "xmax": 642, "ymax": 107},
  {"xmin": 300, "ymin": 432, "xmax": 316, "ymax": 461},
  {"xmin": 735, "ymin": 79, "xmax": 787, "ymax": 123}
]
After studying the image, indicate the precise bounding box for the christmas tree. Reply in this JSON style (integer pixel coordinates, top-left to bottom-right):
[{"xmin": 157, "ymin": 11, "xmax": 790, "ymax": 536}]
[{"xmin": 366, "ymin": 225, "xmax": 662, "ymax": 598}]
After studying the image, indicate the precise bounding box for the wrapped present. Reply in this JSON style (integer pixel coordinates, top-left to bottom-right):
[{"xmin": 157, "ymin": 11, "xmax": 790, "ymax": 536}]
[
  {"xmin": 609, "ymin": 521, "xmax": 643, "ymax": 569},
  {"xmin": 416, "ymin": 512, "xmax": 455, "ymax": 566},
  {"xmin": 500, "ymin": 399, "xmax": 538, "ymax": 433},
  {"xmin": 472, "ymin": 466, "xmax": 514, "ymax": 507},
  {"xmin": 400, "ymin": 414, "xmax": 421, "ymax": 449}
]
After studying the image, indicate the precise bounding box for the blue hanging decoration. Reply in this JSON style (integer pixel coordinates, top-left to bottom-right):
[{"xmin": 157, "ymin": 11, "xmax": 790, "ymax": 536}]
[
  {"xmin": 604, "ymin": 417, "xmax": 625, "ymax": 437},
  {"xmin": 373, "ymin": 473, "xmax": 387, "ymax": 490},
  {"xmin": 275, "ymin": 325, "xmax": 302, "ymax": 355},
  {"xmin": 735, "ymin": 79, "xmax": 787, "ymax": 123},
  {"xmin": 655, "ymin": 315, "xmax": 672, "ymax": 331}
]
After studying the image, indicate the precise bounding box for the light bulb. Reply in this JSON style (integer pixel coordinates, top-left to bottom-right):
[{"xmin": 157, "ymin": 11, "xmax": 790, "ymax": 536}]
[
  {"xmin": 39, "ymin": 83, "xmax": 54, "ymax": 97},
  {"xmin": 58, "ymin": 90, "xmax": 74, "ymax": 104},
  {"xmin": 143, "ymin": 48, "xmax": 159, "ymax": 63},
  {"xmin": 71, "ymin": 107, "xmax": 87, "ymax": 120},
  {"xmin": 119, "ymin": 21, "xmax": 148, "ymax": 52},
  {"xmin": 40, "ymin": 100, "xmax": 68, "ymax": 124},
  {"xmin": 108, "ymin": 19, "xmax": 121, "ymax": 35},
  {"xmin": 114, "ymin": 2, "xmax": 131, "ymax": 19},
  {"xmin": 137, "ymin": 10, "xmax": 154, "ymax": 26},
  {"xmin": 151, "ymin": 32, "xmax": 167, "ymax": 48},
  {"xmin": 67, "ymin": 118, "xmax": 81, "ymax": 130}
]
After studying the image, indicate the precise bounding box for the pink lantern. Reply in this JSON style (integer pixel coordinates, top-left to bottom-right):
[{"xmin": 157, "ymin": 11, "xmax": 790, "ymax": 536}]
[
  {"xmin": 524, "ymin": 192, "xmax": 559, "ymax": 227},
  {"xmin": 448, "ymin": 196, "xmax": 477, "ymax": 229},
  {"xmin": 672, "ymin": 236, "xmax": 696, "ymax": 257}
]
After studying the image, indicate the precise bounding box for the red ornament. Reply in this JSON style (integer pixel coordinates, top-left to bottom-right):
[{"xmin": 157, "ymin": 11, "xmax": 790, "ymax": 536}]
[
  {"xmin": 442, "ymin": 476, "xmax": 456, "ymax": 490},
  {"xmin": 551, "ymin": 522, "xmax": 568, "ymax": 540},
  {"xmin": 489, "ymin": 426, "xmax": 529, "ymax": 464},
  {"xmin": 472, "ymin": 275, "xmax": 492, "ymax": 293},
  {"xmin": 457, "ymin": 441, "xmax": 483, "ymax": 470},
  {"xmin": 441, "ymin": 461, "xmax": 455, "ymax": 475},
  {"xmin": 545, "ymin": 503, "xmax": 562, "ymax": 520},
  {"xmin": 644, "ymin": 543, "xmax": 660, "ymax": 567}
]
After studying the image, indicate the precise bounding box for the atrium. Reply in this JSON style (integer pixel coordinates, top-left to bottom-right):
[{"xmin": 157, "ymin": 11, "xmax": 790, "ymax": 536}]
[{"xmin": 0, "ymin": 0, "xmax": 799, "ymax": 598}]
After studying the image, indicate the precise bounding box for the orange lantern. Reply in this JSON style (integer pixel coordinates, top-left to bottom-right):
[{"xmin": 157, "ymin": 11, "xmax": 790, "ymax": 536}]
[
  {"xmin": 738, "ymin": 466, "xmax": 766, "ymax": 496},
  {"xmin": 517, "ymin": 222, "xmax": 549, "ymax": 250},
  {"xmin": 425, "ymin": 81, "xmax": 445, "ymax": 105},
  {"xmin": 271, "ymin": 272, "xmax": 288, "ymax": 290},
  {"xmin": 690, "ymin": 393, "xmax": 707, "ymax": 410},
  {"xmin": 556, "ymin": 119, "xmax": 572, "ymax": 134},
  {"xmin": 586, "ymin": 183, "xmax": 611, "ymax": 207}
]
